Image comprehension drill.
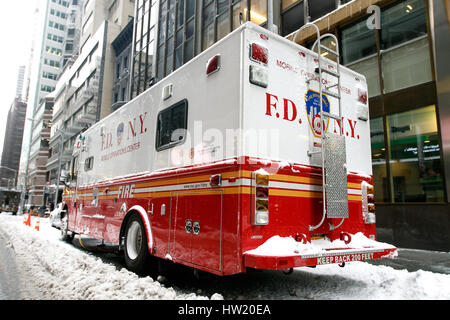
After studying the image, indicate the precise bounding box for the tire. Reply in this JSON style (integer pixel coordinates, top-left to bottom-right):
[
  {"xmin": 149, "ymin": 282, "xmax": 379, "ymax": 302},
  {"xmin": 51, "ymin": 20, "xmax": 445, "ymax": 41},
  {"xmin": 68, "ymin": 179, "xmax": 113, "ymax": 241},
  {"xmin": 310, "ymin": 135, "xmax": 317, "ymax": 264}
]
[
  {"xmin": 60, "ymin": 209, "xmax": 74, "ymax": 243},
  {"xmin": 124, "ymin": 213, "xmax": 150, "ymax": 275}
]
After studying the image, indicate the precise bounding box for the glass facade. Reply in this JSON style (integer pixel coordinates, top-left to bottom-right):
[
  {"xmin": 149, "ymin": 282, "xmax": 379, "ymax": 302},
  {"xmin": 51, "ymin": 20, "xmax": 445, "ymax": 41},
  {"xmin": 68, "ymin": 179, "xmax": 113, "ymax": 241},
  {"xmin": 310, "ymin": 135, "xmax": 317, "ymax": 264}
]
[
  {"xmin": 281, "ymin": 0, "xmax": 342, "ymax": 37},
  {"xmin": 387, "ymin": 106, "xmax": 444, "ymax": 202},
  {"xmin": 372, "ymin": 106, "xmax": 445, "ymax": 203},
  {"xmin": 379, "ymin": 0, "xmax": 432, "ymax": 93},
  {"xmin": 156, "ymin": 0, "xmax": 196, "ymax": 81},
  {"xmin": 131, "ymin": 0, "xmax": 158, "ymax": 98},
  {"xmin": 370, "ymin": 117, "xmax": 389, "ymax": 202},
  {"xmin": 201, "ymin": 0, "xmax": 267, "ymax": 51}
]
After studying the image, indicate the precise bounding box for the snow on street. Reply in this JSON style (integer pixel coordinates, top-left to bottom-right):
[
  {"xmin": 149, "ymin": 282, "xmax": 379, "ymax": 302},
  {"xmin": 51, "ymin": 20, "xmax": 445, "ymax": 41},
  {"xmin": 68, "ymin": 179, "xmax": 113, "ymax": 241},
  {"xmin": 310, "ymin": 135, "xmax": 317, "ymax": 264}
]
[{"xmin": 1, "ymin": 212, "xmax": 450, "ymax": 300}]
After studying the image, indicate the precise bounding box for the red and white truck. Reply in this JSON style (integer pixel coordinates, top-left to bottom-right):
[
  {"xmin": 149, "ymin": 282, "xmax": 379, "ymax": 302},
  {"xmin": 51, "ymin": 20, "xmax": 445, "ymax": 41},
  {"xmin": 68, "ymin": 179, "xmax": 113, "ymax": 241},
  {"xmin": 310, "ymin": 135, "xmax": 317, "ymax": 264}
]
[{"xmin": 61, "ymin": 22, "xmax": 397, "ymax": 276}]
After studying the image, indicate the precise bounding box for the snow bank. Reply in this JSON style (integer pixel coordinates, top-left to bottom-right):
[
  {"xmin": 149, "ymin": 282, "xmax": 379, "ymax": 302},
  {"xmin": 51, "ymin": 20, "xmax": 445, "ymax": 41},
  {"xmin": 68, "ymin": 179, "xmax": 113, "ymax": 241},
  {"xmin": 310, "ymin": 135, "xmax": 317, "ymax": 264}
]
[{"xmin": 0, "ymin": 214, "xmax": 223, "ymax": 300}]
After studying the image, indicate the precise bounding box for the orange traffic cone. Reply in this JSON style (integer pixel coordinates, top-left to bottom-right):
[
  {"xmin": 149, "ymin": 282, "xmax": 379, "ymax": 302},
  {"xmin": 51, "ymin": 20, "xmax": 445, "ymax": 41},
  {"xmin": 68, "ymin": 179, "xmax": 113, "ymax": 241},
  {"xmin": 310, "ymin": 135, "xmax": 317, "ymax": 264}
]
[
  {"xmin": 23, "ymin": 213, "xmax": 27, "ymax": 225},
  {"xmin": 34, "ymin": 217, "xmax": 40, "ymax": 231},
  {"xmin": 25, "ymin": 213, "xmax": 31, "ymax": 227}
]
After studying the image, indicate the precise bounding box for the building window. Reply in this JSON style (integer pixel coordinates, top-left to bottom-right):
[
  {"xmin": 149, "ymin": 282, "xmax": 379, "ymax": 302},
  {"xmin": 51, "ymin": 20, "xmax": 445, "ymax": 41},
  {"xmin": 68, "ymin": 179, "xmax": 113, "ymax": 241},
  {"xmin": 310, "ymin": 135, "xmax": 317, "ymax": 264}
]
[
  {"xmin": 387, "ymin": 106, "xmax": 444, "ymax": 203},
  {"xmin": 157, "ymin": 0, "xmax": 197, "ymax": 80},
  {"xmin": 371, "ymin": 117, "xmax": 389, "ymax": 202},
  {"xmin": 380, "ymin": 0, "xmax": 427, "ymax": 50},
  {"xmin": 380, "ymin": 0, "xmax": 431, "ymax": 94},
  {"xmin": 340, "ymin": 18, "xmax": 377, "ymax": 65},
  {"xmin": 249, "ymin": 0, "xmax": 267, "ymax": 25},
  {"xmin": 281, "ymin": 1, "xmax": 304, "ymax": 36},
  {"xmin": 371, "ymin": 106, "xmax": 445, "ymax": 203},
  {"xmin": 381, "ymin": 37, "xmax": 432, "ymax": 94},
  {"xmin": 131, "ymin": 0, "xmax": 157, "ymax": 98},
  {"xmin": 308, "ymin": 0, "xmax": 336, "ymax": 22},
  {"xmin": 84, "ymin": 156, "xmax": 94, "ymax": 171},
  {"xmin": 156, "ymin": 99, "xmax": 188, "ymax": 151}
]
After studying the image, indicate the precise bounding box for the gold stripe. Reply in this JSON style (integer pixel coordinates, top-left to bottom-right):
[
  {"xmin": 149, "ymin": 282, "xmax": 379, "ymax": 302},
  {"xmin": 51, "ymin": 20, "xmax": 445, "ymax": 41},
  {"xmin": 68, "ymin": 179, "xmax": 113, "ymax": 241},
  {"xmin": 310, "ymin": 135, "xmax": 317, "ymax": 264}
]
[
  {"xmin": 269, "ymin": 189, "xmax": 323, "ymax": 198},
  {"xmin": 348, "ymin": 182, "xmax": 361, "ymax": 189},
  {"xmin": 80, "ymin": 188, "xmax": 362, "ymax": 201},
  {"xmin": 348, "ymin": 195, "xmax": 362, "ymax": 201},
  {"xmin": 75, "ymin": 170, "xmax": 361, "ymax": 192}
]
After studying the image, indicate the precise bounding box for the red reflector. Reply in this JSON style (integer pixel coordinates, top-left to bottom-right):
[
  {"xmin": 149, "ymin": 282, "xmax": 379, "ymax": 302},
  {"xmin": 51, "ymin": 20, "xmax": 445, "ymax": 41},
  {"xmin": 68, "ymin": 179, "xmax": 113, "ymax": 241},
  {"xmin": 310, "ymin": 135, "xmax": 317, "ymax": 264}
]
[
  {"xmin": 206, "ymin": 55, "xmax": 220, "ymax": 75},
  {"xmin": 256, "ymin": 186, "xmax": 269, "ymax": 198},
  {"xmin": 358, "ymin": 89, "xmax": 368, "ymax": 104},
  {"xmin": 250, "ymin": 43, "xmax": 268, "ymax": 65},
  {"xmin": 210, "ymin": 174, "xmax": 222, "ymax": 186}
]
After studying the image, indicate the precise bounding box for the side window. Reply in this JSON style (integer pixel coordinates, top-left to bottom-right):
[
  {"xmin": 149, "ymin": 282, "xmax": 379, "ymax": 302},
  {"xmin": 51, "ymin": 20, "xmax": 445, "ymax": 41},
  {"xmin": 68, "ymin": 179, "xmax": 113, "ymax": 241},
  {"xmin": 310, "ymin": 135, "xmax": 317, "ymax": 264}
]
[
  {"xmin": 91, "ymin": 187, "xmax": 98, "ymax": 207},
  {"xmin": 156, "ymin": 99, "xmax": 188, "ymax": 151},
  {"xmin": 84, "ymin": 156, "xmax": 94, "ymax": 171},
  {"xmin": 71, "ymin": 155, "xmax": 79, "ymax": 181}
]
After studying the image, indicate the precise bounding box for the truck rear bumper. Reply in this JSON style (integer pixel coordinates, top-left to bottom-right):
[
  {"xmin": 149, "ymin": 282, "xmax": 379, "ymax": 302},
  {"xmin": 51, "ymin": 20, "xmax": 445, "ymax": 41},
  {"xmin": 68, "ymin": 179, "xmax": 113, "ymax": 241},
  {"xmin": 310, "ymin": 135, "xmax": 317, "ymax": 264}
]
[{"xmin": 243, "ymin": 233, "xmax": 398, "ymax": 270}]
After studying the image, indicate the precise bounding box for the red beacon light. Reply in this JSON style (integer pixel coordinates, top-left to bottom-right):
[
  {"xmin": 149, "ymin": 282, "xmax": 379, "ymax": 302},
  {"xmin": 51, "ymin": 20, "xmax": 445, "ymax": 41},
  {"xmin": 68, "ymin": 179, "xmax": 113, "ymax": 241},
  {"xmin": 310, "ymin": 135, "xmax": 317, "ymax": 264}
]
[
  {"xmin": 250, "ymin": 43, "xmax": 268, "ymax": 65},
  {"xmin": 206, "ymin": 55, "xmax": 221, "ymax": 75},
  {"xmin": 358, "ymin": 88, "xmax": 368, "ymax": 104}
]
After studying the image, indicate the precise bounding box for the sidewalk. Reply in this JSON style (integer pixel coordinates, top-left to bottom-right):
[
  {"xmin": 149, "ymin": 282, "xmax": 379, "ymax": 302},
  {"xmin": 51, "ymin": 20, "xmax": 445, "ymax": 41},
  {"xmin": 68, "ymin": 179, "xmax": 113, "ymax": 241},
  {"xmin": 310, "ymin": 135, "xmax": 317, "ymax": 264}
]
[{"xmin": 367, "ymin": 248, "xmax": 450, "ymax": 275}]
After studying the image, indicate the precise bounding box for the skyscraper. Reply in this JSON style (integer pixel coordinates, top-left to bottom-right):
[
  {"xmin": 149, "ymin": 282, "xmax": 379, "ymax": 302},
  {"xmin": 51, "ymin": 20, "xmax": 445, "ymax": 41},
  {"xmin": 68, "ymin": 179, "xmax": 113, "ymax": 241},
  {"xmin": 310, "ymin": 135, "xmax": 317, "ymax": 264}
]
[
  {"xmin": 19, "ymin": 0, "xmax": 72, "ymax": 207},
  {"xmin": 15, "ymin": 66, "xmax": 26, "ymax": 100},
  {"xmin": 0, "ymin": 99, "xmax": 27, "ymax": 188}
]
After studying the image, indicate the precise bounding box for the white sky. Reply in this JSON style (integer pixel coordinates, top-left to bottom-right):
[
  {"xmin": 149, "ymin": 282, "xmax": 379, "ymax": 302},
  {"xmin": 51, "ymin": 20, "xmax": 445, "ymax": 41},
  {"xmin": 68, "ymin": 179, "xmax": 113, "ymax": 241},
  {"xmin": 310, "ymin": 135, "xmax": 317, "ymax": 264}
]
[{"xmin": 0, "ymin": 1, "xmax": 37, "ymax": 158}]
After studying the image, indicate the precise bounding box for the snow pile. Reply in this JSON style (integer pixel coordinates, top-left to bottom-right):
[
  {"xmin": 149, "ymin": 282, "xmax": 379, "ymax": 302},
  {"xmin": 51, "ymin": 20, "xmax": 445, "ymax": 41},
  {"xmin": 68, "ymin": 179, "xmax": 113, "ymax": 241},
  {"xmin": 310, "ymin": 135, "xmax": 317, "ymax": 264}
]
[
  {"xmin": 0, "ymin": 214, "xmax": 222, "ymax": 300},
  {"xmin": 245, "ymin": 233, "xmax": 396, "ymax": 257},
  {"xmin": 295, "ymin": 262, "xmax": 450, "ymax": 300}
]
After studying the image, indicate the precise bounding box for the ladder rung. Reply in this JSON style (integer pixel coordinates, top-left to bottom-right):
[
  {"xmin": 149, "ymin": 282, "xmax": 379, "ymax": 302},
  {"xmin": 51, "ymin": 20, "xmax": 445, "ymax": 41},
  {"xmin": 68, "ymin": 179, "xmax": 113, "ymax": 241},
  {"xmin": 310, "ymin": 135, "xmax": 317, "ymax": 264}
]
[
  {"xmin": 326, "ymin": 83, "xmax": 339, "ymax": 90},
  {"xmin": 321, "ymin": 68, "xmax": 340, "ymax": 77},
  {"xmin": 320, "ymin": 45, "xmax": 339, "ymax": 56},
  {"xmin": 307, "ymin": 150, "xmax": 322, "ymax": 157},
  {"xmin": 323, "ymin": 89, "xmax": 340, "ymax": 99},
  {"xmin": 322, "ymin": 111, "xmax": 341, "ymax": 121}
]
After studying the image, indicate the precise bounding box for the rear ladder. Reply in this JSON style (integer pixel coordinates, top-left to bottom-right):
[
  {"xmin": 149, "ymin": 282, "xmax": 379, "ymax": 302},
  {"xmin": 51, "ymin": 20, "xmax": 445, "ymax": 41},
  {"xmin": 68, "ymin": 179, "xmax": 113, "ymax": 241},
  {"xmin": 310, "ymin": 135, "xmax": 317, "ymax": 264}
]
[{"xmin": 293, "ymin": 23, "xmax": 348, "ymax": 232}]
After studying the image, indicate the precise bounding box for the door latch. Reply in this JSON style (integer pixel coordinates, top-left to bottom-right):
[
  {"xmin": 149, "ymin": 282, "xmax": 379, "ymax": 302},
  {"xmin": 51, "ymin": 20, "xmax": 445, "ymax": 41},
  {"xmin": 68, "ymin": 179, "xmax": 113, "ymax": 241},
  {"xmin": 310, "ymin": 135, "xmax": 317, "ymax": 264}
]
[
  {"xmin": 193, "ymin": 221, "xmax": 200, "ymax": 235},
  {"xmin": 185, "ymin": 219, "xmax": 192, "ymax": 233}
]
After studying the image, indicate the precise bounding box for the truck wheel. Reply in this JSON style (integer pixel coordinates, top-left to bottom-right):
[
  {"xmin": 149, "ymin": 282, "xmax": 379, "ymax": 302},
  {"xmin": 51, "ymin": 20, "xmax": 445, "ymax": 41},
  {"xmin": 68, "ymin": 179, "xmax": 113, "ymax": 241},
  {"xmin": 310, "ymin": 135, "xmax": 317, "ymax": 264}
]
[
  {"xmin": 124, "ymin": 214, "xmax": 150, "ymax": 275},
  {"xmin": 60, "ymin": 210, "xmax": 74, "ymax": 243}
]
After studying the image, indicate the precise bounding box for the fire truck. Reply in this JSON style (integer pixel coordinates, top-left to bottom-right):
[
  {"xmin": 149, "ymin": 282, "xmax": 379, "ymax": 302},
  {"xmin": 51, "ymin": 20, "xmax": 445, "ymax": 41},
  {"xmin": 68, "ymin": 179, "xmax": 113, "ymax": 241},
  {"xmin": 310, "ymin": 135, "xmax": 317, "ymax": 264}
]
[{"xmin": 61, "ymin": 22, "xmax": 397, "ymax": 276}]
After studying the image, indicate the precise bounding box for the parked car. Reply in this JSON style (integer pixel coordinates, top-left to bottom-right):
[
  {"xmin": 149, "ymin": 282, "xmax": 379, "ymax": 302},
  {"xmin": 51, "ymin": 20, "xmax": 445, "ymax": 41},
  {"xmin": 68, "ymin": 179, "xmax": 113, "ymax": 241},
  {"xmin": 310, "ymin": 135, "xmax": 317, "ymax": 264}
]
[{"xmin": 50, "ymin": 203, "xmax": 63, "ymax": 229}]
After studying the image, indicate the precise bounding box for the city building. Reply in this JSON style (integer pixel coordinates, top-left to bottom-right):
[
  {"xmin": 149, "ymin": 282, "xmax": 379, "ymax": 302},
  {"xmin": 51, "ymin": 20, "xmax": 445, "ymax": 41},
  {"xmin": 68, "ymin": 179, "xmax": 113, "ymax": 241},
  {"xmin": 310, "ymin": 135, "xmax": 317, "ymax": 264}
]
[
  {"xmin": 27, "ymin": 97, "xmax": 54, "ymax": 207},
  {"xmin": 0, "ymin": 99, "xmax": 27, "ymax": 189},
  {"xmin": 126, "ymin": 0, "xmax": 449, "ymax": 251},
  {"xmin": 112, "ymin": 18, "xmax": 134, "ymax": 111},
  {"xmin": 46, "ymin": 0, "xmax": 135, "ymax": 202},
  {"xmin": 15, "ymin": 66, "xmax": 26, "ymax": 100},
  {"xmin": 62, "ymin": 0, "xmax": 85, "ymax": 67},
  {"xmin": 19, "ymin": 0, "xmax": 73, "ymax": 207}
]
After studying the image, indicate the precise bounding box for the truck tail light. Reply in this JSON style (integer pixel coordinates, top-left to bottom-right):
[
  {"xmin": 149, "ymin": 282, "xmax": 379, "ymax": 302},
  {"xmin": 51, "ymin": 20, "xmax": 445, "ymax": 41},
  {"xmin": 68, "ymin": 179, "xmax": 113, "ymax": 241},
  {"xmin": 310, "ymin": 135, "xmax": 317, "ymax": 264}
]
[
  {"xmin": 256, "ymin": 173, "xmax": 269, "ymax": 186},
  {"xmin": 250, "ymin": 43, "xmax": 268, "ymax": 65},
  {"xmin": 249, "ymin": 43, "xmax": 268, "ymax": 88},
  {"xmin": 252, "ymin": 171, "xmax": 270, "ymax": 226},
  {"xmin": 206, "ymin": 55, "xmax": 220, "ymax": 75},
  {"xmin": 362, "ymin": 182, "xmax": 376, "ymax": 224},
  {"xmin": 249, "ymin": 65, "xmax": 268, "ymax": 88},
  {"xmin": 358, "ymin": 89, "xmax": 368, "ymax": 104},
  {"xmin": 256, "ymin": 199, "xmax": 268, "ymax": 211},
  {"xmin": 256, "ymin": 186, "xmax": 269, "ymax": 198}
]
